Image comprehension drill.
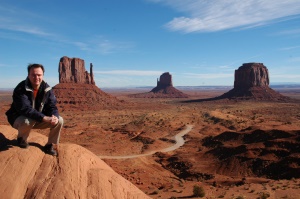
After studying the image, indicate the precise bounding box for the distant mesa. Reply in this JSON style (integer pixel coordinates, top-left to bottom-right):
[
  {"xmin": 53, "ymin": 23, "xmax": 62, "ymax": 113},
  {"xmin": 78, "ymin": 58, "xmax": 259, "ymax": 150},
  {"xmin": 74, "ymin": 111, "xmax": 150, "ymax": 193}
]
[
  {"xmin": 217, "ymin": 62, "xmax": 290, "ymax": 101},
  {"xmin": 129, "ymin": 72, "xmax": 189, "ymax": 98},
  {"xmin": 53, "ymin": 56, "xmax": 123, "ymax": 110}
]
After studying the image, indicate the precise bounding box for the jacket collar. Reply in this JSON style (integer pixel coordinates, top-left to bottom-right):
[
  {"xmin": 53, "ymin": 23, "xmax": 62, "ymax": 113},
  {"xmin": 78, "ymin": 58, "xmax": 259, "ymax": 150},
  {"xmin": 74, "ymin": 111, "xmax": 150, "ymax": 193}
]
[{"xmin": 24, "ymin": 77, "xmax": 51, "ymax": 92}]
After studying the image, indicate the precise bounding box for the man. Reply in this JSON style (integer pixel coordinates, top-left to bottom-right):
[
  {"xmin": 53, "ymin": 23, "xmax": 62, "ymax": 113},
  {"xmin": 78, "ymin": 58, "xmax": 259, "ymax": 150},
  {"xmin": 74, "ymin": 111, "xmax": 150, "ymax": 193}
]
[{"xmin": 6, "ymin": 63, "xmax": 63, "ymax": 156}]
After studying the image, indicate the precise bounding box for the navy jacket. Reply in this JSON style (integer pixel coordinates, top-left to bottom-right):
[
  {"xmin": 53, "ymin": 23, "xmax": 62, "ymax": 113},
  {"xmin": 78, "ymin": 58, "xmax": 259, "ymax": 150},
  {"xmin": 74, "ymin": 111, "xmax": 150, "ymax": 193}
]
[{"xmin": 6, "ymin": 78, "xmax": 59, "ymax": 126}]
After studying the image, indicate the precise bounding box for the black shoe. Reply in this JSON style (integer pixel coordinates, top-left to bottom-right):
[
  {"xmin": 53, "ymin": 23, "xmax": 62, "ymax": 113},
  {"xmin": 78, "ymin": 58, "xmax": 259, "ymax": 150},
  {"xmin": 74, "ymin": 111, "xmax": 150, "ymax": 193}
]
[
  {"xmin": 17, "ymin": 137, "xmax": 29, "ymax": 148},
  {"xmin": 43, "ymin": 144, "xmax": 58, "ymax": 156}
]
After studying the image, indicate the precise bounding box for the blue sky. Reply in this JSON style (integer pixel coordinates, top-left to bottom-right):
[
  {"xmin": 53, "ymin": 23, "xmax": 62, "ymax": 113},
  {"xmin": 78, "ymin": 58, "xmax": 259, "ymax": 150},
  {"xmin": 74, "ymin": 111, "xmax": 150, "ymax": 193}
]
[{"xmin": 0, "ymin": 0, "xmax": 300, "ymax": 88}]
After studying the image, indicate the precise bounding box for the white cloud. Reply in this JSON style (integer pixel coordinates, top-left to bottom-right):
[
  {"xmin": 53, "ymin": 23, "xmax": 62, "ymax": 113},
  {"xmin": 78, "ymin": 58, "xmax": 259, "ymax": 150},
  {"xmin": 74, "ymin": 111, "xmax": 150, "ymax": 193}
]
[
  {"xmin": 184, "ymin": 73, "xmax": 233, "ymax": 79},
  {"xmin": 0, "ymin": 4, "xmax": 53, "ymax": 37},
  {"xmin": 152, "ymin": 0, "xmax": 300, "ymax": 33},
  {"xmin": 94, "ymin": 70, "xmax": 164, "ymax": 76},
  {"xmin": 70, "ymin": 36, "xmax": 135, "ymax": 55},
  {"xmin": 0, "ymin": 24, "xmax": 52, "ymax": 37},
  {"xmin": 276, "ymin": 28, "xmax": 300, "ymax": 36},
  {"xmin": 272, "ymin": 74, "xmax": 300, "ymax": 79},
  {"xmin": 279, "ymin": 45, "xmax": 300, "ymax": 51}
]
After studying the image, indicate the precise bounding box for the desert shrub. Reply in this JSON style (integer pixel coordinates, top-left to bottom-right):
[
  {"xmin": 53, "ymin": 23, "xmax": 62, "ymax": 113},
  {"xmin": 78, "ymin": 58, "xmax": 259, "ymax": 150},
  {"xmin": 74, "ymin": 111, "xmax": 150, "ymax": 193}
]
[
  {"xmin": 150, "ymin": 190, "xmax": 159, "ymax": 195},
  {"xmin": 193, "ymin": 185, "xmax": 205, "ymax": 197},
  {"xmin": 260, "ymin": 192, "xmax": 270, "ymax": 199}
]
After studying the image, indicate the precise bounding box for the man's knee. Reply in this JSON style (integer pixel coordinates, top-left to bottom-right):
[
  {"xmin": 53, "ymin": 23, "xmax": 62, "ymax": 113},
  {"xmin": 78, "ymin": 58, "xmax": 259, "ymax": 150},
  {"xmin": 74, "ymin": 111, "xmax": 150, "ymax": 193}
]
[
  {"xmin": 13, "ymin": 116, "xmax": 36, "ymax": 129},
  {"xmin": 58, "ymin": 116, "xmax": 64, "ymax": 126}
]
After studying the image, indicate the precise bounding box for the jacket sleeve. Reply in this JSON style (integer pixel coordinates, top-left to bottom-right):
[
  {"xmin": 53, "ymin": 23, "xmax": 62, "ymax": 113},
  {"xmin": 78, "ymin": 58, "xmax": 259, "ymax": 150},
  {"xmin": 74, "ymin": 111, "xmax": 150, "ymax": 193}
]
[
  {"xmin": 42, "ymin": 89, "xmax": 59, "ymax": 118},
  {"xmin": 12, "ymin": 86, "xmax": 45, "ymax": 122}
]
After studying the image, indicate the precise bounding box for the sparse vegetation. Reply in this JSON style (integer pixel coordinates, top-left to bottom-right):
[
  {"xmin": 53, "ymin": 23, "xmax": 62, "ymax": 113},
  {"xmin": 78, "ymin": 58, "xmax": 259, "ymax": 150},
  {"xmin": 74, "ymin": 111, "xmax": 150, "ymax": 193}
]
[
  {"xmin": 259, "ymin": 192, "xmax": 270, "ymax": 199},
  {"xmin": 193, "ymin": 185, "xmax": 205, "ymax": 197},
  {"xmin": 2, "ymin": 88, "xmax": 300, "ymax": 199}
]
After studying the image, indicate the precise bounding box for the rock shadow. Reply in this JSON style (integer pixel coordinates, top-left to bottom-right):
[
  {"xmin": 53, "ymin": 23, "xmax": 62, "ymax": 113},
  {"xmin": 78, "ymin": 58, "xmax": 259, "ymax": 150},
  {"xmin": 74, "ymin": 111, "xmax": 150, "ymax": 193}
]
[{"xmin": 0, "ymin": 132, "xmax": 44, "ymax": 152}]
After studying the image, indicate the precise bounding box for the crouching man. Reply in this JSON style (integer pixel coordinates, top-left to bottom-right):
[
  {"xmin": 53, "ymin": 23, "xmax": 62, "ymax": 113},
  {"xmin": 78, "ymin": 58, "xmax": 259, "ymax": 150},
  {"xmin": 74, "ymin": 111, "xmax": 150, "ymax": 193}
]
[{"xmin": 6, "ymin": 63, "xmax": 63, "ymax": 156}]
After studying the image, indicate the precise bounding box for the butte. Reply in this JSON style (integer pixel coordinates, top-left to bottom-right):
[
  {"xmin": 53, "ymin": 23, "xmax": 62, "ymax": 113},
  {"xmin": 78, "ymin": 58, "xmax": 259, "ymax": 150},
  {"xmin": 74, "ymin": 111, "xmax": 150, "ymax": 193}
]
[
  {"xmin": 129, "ymin": 72, "xmax": 189, "ymax": 98},
  {"xmin": 52, "ymin": 56, "xmax": 123, "ymax": 110},
  {"xmin": 217, "ymin": 63, "xmax": 290, "ymax": 101}
]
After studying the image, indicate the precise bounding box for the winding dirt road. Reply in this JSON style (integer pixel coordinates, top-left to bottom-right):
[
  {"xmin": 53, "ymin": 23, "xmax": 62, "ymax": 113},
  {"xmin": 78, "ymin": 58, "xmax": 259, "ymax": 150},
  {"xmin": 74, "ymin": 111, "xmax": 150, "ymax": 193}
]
[{"xmin": 99, "ymin": 125, "xmax": 193, "ymax": 159}]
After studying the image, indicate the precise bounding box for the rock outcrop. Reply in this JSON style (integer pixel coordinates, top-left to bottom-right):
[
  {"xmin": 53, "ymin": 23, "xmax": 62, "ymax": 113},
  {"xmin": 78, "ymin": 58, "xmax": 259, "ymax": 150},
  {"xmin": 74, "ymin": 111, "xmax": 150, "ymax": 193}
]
[
  {"xmin": 234, "ymin": 63, "xmax": 269, "ymax": 89},
  {"xmin": 155, "ymin": 72, "xmax": 173, "ymax": 88},
  {"xmin": 129, "ymin": 72, "xmax": 189, "ymax": 98},
  {"xmin": 217, "ymin": 63, "xmax": 289, "ymax": 101},
  {"xmin": 0, "ymin": 125, "xmax": 150, "ymax": 199},
  {"xmin": 59, "ymin": 56, "xmax": 95, "ymax": 85},
  {"xmin": 53, "ymin": 56, "xmax": 123, "ymax": 110}
]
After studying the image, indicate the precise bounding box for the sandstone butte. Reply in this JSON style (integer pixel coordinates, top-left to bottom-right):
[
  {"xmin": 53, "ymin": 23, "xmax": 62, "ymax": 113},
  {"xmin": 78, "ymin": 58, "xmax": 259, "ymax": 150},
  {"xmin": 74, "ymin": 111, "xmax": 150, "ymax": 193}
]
[
  {"xmin": 53, "ymin": 56, "xmax": 123, "ymax": 110},
  {"xmin": 217, "ymin": 62, "xmax": 290, "ymax": 101},
  {"xmin": 0, "ymin": 125, "xmax": 150, "ymax": 199},
  {"xmin": 129, "ymin": 72, "xmax": 189, "ymax": 98}
]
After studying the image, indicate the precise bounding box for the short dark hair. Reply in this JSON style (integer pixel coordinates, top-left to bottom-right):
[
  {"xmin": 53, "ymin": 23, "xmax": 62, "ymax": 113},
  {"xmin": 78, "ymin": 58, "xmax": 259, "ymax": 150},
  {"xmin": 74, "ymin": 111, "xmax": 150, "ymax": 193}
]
[{"xmin": 27, "ymin": 64, "xmax": 45, "ymax": 75}]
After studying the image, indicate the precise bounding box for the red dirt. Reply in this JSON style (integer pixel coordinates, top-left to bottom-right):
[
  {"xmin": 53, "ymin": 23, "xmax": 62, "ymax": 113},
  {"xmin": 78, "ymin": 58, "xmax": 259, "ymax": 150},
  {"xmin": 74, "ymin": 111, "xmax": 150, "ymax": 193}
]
[{"xmin": 1, "ymin": 87, "xmax": 300, "ymax": 199}]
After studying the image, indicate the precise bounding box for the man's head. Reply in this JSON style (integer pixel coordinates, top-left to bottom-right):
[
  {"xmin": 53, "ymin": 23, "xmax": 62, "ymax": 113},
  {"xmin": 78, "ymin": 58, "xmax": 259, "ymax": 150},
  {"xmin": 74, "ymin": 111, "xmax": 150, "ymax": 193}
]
[{"xmin": 27, "ymin": 64, "xmax": 45, "ymax": 89}]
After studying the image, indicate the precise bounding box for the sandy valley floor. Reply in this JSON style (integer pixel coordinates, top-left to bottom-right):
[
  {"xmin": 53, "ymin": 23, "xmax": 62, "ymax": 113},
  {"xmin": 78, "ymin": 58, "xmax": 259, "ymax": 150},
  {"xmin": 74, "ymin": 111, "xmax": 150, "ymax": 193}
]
[{"xmin": 1, "ymin": 87, "xmax": 300, "ymax": 199}]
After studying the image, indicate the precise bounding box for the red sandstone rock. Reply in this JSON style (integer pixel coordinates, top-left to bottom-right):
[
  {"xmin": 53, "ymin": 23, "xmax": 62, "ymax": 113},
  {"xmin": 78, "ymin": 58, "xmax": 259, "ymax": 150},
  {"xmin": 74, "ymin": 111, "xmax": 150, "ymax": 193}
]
[
  {"xmin": 129, "ymin": 72, "xmax": 189, "ymax": 98},
  {"xmin": 59, "ymin": 56, "xmax": 95, "ymax": 85},
  {"xmin": 54, "ymin": 57, "xmax": 124, "ymax": 110},
  {"xmin": 0, "ymin": 125, "xmax": 150, "ymax": 199},
  {"xmin": 53, "ymin": 83, "xmax": 124, "ymax": 110},
  {"xmin": 234, "ymin": 63, "xmax": 269, "ymax": 89},
  {"xmin": 218, "ymin": 63, "xmax": 289, "ymax": 101},
  {"xmin": 156, "ymin": 72, "xmax": 173, "ymax": 88}
]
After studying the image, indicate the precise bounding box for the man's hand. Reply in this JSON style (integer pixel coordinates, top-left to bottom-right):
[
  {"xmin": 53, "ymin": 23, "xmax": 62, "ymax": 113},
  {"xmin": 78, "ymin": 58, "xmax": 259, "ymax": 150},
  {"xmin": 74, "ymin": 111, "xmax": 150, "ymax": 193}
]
[{"xmin": 43, "ymin": 115, "xmax": 58, "ymax": 125}]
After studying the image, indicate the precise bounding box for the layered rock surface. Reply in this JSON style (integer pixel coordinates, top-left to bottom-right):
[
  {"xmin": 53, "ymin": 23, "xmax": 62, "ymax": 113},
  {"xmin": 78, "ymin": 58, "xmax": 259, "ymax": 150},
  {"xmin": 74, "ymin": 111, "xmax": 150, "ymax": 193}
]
[
  {"xmin": 59, "ymin": 56, "xmax": 95, "ymax": 85},
  {"xmin": 129, "ymin": 72, "xmax": 189, "ymax": 98},
  {"xmin": 218, "ymin": 63, "xmax": 289, "ymax": 101},
  {"xmin": 53, "ymin": 83, "xmax": 123, "ymax": 110},
  {"xmin": 53, "ymin": 56, "xmax": 123, "ymax": 109},
  {"xmin": 0, "ymin": 125, "xmax": 150, "ymax": 199}
]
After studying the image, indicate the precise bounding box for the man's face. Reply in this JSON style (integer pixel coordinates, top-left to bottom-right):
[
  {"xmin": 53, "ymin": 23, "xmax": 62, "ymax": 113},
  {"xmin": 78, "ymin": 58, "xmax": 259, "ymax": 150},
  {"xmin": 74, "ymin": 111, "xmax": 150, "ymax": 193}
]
[{"xmin": 28, "ymin": 67, "xmax": 44, "ymax": 89}]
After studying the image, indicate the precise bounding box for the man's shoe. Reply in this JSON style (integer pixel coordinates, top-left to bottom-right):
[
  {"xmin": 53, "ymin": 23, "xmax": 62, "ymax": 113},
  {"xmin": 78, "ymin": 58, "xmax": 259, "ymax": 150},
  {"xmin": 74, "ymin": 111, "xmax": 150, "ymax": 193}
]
[
  {"xmin": 17, "ymin": 137, "xmax": 29, "ymax": 148},
  {"xmin": 43, "ymin": 144, "xmax": 58, "ymax": 156}
]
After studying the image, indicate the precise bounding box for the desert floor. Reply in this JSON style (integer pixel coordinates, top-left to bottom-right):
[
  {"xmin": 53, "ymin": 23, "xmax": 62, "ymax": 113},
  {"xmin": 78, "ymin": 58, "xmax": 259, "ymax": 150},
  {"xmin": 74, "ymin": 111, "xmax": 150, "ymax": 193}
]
[{"xmin": 1, "ymin": 87, "xmax": 300, "ymax": 199}]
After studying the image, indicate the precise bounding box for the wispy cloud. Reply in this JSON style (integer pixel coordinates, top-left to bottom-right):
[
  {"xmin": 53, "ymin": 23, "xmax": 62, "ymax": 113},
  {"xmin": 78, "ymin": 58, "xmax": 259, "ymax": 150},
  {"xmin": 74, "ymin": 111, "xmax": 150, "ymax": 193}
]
[
  {"xmin": 94, "ymin": 39, "xmax": 134, "ymax": 55},
  {"xmin": 272, "ymin": 74, "xmax": 300, "ymax": 79},
  {"xmin": 184, "ymin": 73, "xmax": 233, "ymax": 79},
  {"xmin": 150, "ymin": 0, "xmax": 300, "ymax": 33},
  {"xmin": 0, "ymin": 5, "xmax": 134, "ymax": 55},
  {"xmin": 62, "ymin": 37, "xmax": 135, "ymax": 55},
  {"xmin": 0, "ymin": 23, "xmax": 52, "ymax": 37},
  {"xmin": 276, "ymin": 28, "xmax": 300, "ymax": 36},
  {"xmin": 94, "ymin": 70, "xmax": 164, "ymax": 76},
  {"xmin": 279, "ymin": 45, "xmax": 300, "ymax": 51},
  {"xmin": 0, "ymin": 4, "xmax": 53, "ymax": 37}
]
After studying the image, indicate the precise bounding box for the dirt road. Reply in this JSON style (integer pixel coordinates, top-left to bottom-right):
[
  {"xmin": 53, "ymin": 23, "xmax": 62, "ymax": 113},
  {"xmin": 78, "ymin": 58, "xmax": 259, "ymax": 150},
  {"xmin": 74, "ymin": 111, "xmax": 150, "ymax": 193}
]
[{"xmin": 98, "ymin": 125, "xmax": 193, "ymax": 159}]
